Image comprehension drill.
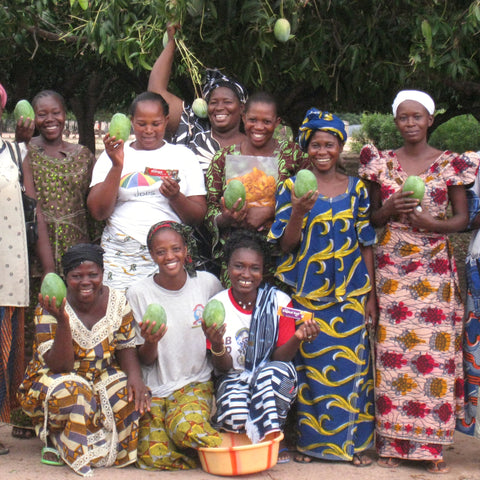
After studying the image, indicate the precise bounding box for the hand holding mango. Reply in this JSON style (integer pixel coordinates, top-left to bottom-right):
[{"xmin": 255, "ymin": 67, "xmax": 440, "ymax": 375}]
[
  {"xmin": 402, "ymin": 175, "xmax": 426, "ymax": 212},
  {"xmin": 142, "ymin": 303, "xmax": 167, "ymax": 334},
  {"xmin": 402, "ymin": 175, "xmax": 425, "ymax": 202},
  {"xmin": 109, "ymin": 113, "xmax": 131, "ymax": 142},
  {"xmin": 40, "ymin": 273, "xmax": 67, "ymax": 308},
  {"xmin": 14, "ymin": 99, "xmax": 35, "ymax": 124},
  {"xmin": 203, "ymin": 299, "xmax": 225, "ymax": 328},
  {"xmin": 224, "ymin": 180, "xmax": 246, "ymax": 211}
]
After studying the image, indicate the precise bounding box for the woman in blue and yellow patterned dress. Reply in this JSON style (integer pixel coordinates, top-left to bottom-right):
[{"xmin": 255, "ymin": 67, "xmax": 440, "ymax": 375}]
[
  {"xmin": 18, "ymin": 244, "xmax": 150, "ymax": 476},
  {"xmin": 268, "ymin": 109, "xmax": 377, "ymax": 466}
]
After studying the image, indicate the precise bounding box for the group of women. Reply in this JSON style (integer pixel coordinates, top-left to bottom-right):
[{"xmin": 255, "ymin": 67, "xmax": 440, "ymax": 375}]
[{"xmin": 1, "ymin": 32, "xmax": 480, "ymax": 477}]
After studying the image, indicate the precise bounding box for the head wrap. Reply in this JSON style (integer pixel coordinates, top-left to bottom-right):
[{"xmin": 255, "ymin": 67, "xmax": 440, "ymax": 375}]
[
  {"xmin": 62, "ymin": 243, "xmax": 104, "ymax": 277},
  {"xmin": 392, "ymin": 90, "xmax": 435, "ymax": 118},
  {"xmin": 146, "ymin": 221, "xmax": 198, "ymax": 277},
  {"xmin": 297, "ymin": 108, "xmax": 347, "ymax": 151},
  {"xmin": 202, "ymin": 68, "xmax": 247, "ymax": 104},
  {"xmin": 0, "ymin": 83, "xmax": 7, "ymax": 110}
]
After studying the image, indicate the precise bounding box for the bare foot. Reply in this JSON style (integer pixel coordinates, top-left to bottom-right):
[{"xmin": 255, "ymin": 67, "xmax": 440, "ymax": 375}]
[
  {"xmin": 352, "ymin": 453, "xmax": 372, "ymax": 467},
  {"xmin": 377, "ymin": 456, "xmax": 401, "ymax": 468},
  {"xmin": 425, "ymin": 460, "xmax": 450, "ymax": 474}
]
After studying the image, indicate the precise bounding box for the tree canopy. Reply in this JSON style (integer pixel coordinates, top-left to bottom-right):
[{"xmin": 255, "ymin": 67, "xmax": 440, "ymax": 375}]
[{"xmin": 1, "ymin": 0, "xmax": 479, "ymax": 151}]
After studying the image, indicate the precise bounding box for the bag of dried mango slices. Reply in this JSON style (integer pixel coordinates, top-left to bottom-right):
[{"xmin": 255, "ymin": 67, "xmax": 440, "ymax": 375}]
[{"xmin": 225, "ymin": 154, "xmax": 278, "ymax": 208}]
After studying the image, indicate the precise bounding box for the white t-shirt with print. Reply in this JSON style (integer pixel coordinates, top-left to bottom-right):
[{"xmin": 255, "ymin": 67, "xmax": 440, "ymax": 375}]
[
  {"xmin": 90, "ymin": 140, "xmax": 206, "ymax": 243},
  {"xmin": 126, "ymin": 271, "xmax": 222, "ymax": 398},
  {"xmin": 209, "ymin": 288, "xmax": 292, "ymax": 373}
]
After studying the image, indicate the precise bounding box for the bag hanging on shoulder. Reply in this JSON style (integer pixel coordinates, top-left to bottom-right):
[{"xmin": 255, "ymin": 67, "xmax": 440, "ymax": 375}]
[{"xmin": 6, "ymin": 141, "xmax": 38, "ymax": 249}]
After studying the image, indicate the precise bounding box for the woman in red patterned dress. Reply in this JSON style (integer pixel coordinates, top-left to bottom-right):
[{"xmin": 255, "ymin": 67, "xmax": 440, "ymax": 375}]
[{"xmin": 358, "ymin": 90, "xmax": 479, "ymax": 474}]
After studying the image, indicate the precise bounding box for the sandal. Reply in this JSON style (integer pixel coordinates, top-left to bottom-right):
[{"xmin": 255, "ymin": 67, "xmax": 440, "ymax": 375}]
[
  {"xmin": 12, "ymin": 426, "xmax": 35, "ymax": 439},
  {"xmin": 41, "ymin": 446, "xmax": 64, "ymax": 466},
  {"xmin": 293, "ymin": 453, "xmax": 315, "ymax": 463},
  {"xmin": 0, "ymin": 442, "xmax": 9, "ymax": 455},
  {"xmin": 377, "ymin": 456, "xmax": 401, "ymax": 468},
  {"xmin": 277, "ymin": 448, "xmax": 291, "ymax": 464},
  {"xmin": 352, "ymin": 453, "xmax": 372, "ymax": 467},
  {"xmin": 425, "ymin": 460, "xmax": 450, "ymax": 474}
]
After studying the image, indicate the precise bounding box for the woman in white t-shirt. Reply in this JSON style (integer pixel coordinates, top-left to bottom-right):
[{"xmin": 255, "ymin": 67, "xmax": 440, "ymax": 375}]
[
  {"xmin": 126, "ymin": 221, "xmax": 223, "ymax": 470},
  {"xmin": 202, "ymin": 230, "xmax": 320, "ymax": 447},
  {"xmin": 87, "ymin": 92, "xmax": 207, "ymax": 290}
]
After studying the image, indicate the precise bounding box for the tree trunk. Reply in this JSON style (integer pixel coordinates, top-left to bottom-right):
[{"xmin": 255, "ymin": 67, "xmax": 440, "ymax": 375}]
[
  {"xmin": 67, "ymin": 73, "xmax": 103, "ymax": 154},
  {"xmin": 65, "ymin": 70, "xmax": 119, "ymax": 155}
]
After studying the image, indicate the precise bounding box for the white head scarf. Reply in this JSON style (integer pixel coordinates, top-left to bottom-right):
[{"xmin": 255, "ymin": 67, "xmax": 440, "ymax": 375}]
[{"xmin": 392, "ymin": 90, "xmax": 435, "ymax": 118}]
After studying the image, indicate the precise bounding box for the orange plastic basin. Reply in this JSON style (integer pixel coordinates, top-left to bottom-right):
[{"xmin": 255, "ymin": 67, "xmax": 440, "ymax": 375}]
[{"xmin": 198, "ymin": 431, "xmax": 284, "ymax": 476}]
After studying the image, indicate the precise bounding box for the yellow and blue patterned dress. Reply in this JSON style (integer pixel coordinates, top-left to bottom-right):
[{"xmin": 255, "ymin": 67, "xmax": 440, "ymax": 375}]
[
  {"xmin": 268, "ymin": 175, "xmax": 376, "ymax": 461},
  {"xmin": 18, "ymin": 288, "xmax": 140, "ymax": 476}
]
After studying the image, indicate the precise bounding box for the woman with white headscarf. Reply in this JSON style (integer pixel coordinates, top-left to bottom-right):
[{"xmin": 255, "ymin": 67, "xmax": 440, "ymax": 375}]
[{"xmin": 358, "ymin": 90, "xmax": 479, "ymax": 473}]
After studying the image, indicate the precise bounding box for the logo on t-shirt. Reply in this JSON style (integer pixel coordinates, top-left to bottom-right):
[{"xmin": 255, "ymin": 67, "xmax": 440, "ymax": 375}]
[
  {"xmin": 120, "ymin": 172, "xmax": 157, "ymax": 188},
  {"xmin": 192, "ymin": 303, "xmax": 204, "ymax": 328},
  {"xmin": 234, "ymin": 327, "xmax": 249, "ymax": 367}
]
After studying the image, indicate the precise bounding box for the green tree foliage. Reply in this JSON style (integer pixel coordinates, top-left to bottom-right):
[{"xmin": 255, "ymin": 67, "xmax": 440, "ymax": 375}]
[
  {"xmin": 429, "ymin": 115, "xmax": 480, "ymax": 152},
  {"xmin": 350, "ymin": 113, "xmax": 403, "ymax": 153},
  {"xmin": 351, "ymin": 113, "xmax": 480, "ymax": 153},
  {"xmin": 1, "ymin": 0, "xmax": 479, "ymax": 149}
]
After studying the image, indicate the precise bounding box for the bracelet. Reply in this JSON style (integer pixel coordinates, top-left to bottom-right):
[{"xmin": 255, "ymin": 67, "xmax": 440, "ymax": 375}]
[{"xmin": 211, "ymin": 344, "xmax": 226, "ymax": 356}]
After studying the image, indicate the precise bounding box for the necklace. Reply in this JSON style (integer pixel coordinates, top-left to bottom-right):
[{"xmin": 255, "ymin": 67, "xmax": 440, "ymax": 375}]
[{"xmin": 237, "ymin": 299, "xmax": 253, "ymax": 310}]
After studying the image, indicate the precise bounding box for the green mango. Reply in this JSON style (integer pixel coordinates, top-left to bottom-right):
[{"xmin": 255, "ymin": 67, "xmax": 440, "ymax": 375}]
[
  {"xmin": 142, "ymin": 303, "xmax": 167, "ymax": 333},
  {"xmin": 109, "ymin": 113, "xmax": 131, "ymax": 142},
  {"xmin": 224, "ymin": 179, "xmax": 246, "ymax": 211},
  {"xmin": 203, "ymin": 299, "xmax": 225, "ymax": 328},
  {"xmin": 40, "ymin": 273, "xmax": 67, "ymax": 308},
  {"xmin": 294, "ymin": 169, "xmax": 318, "ymax": 198},
  {"xmin": 403, "ymin": 175, "xmax": 425, "ymax": 202},
  {"xmin": 14, "ymin": 99, "xmax": 35, "ymax": 123},
  {"xmin": 274, "ymin": 18, "xmax": 291, "ymax": 43},
  {"xmin": 192, "ymin": 98, "xmax": 208, "ymax": 118}
]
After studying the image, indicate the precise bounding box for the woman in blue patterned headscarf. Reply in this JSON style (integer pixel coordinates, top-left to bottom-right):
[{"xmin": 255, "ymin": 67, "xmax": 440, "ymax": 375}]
[
  {"xmin": 297, "ymin": 108, "xmax": 347, "ymax": 150},
  {"xmin": 269, "ymin": 107, "xmax": 377, "ymax": 467}
]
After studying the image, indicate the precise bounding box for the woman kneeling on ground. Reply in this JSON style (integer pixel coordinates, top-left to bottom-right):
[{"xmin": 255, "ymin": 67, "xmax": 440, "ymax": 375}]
[
  {"xmin": 203, "ymin": 230, "xmax": 319, "ymax": 460},
  {"xmin": 18, "ymin": 244, "xmax": 150, "ymax": 476},
  {"xmin": 126, "ymin": 221, "xmax": 224, "ymax": 470}
]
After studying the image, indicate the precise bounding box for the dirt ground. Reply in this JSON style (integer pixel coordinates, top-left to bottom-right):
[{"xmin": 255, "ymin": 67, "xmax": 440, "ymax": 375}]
[{"xmin": 1, "ymin": 422, "xmax": 480, "ymax": 480}]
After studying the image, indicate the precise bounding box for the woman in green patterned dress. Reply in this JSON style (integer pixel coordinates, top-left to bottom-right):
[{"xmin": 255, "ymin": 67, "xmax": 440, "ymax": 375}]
[
  {"xmin": 25, "ymin": 90, "xmax": 98, "ymax": 273},
  {"xmin": 205, "ymin": 91, "xmax": 308, "ymax": 285}
]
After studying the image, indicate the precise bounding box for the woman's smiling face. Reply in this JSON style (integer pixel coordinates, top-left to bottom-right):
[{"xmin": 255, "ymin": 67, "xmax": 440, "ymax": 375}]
[
  {"xmin": 66, "ymin": 261, "xmax": 103, "ymax": 304},
  {"xmin": 34, "ymin": 95, "xmax": 66, "ymax": 142},
  {"xmin": 207, "ymin": 86, "xmax": 243, "ymax": 134},
  {"xmin": 227, "ymin": 247, "xmax": 264, "ymax": 297},
  {"xmin": 307, "ymin": 130, "xmax": 343, "ymax": 174},
  {"xmin": 242, "ymin": 101, "xmax": 280, "ymax": 150},
  {"xmin": 149, "ymin": 228, "xmax": 187, "ymax": 279}
]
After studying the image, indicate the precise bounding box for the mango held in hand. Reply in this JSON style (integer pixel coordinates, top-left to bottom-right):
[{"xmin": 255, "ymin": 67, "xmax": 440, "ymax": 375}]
[
  {"xmin": 142, "ymin": 303, "xmax": 167, "ymax": 334},
  {"xmin": 294, "ymin": 169, "xmax": 318, "ymax": 198},
  {"xmin": 403, "ymin": 175, "xmax": 425, "ymax": 202},
  {"xmin": 224, "ymin": 179, "xmax": 246, "ymax": 211},
  {"xmin": 203, "ymin": 299, "xmax": 225, "ymax": 328},
  {"xmin": 109, "ymin": 113, "xmax": 131, "ymax": 142},
  {"xmin": 192, "ymin": 98, "xmax": 208, "ymax": 118},
  {"xmin": 274, "ymin": 18, "xmax": 291, "ymax": 43},
  {"xmin": 14, "ymin": 99, "xmax": 35, "ymax": 123},
  {"xmin": 41, "ymin": 273, "xmax": 67, "ymax": 308},
  {"xmin": 162, "ymin": 30, "xmax": 169, "ymax": 49}
]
